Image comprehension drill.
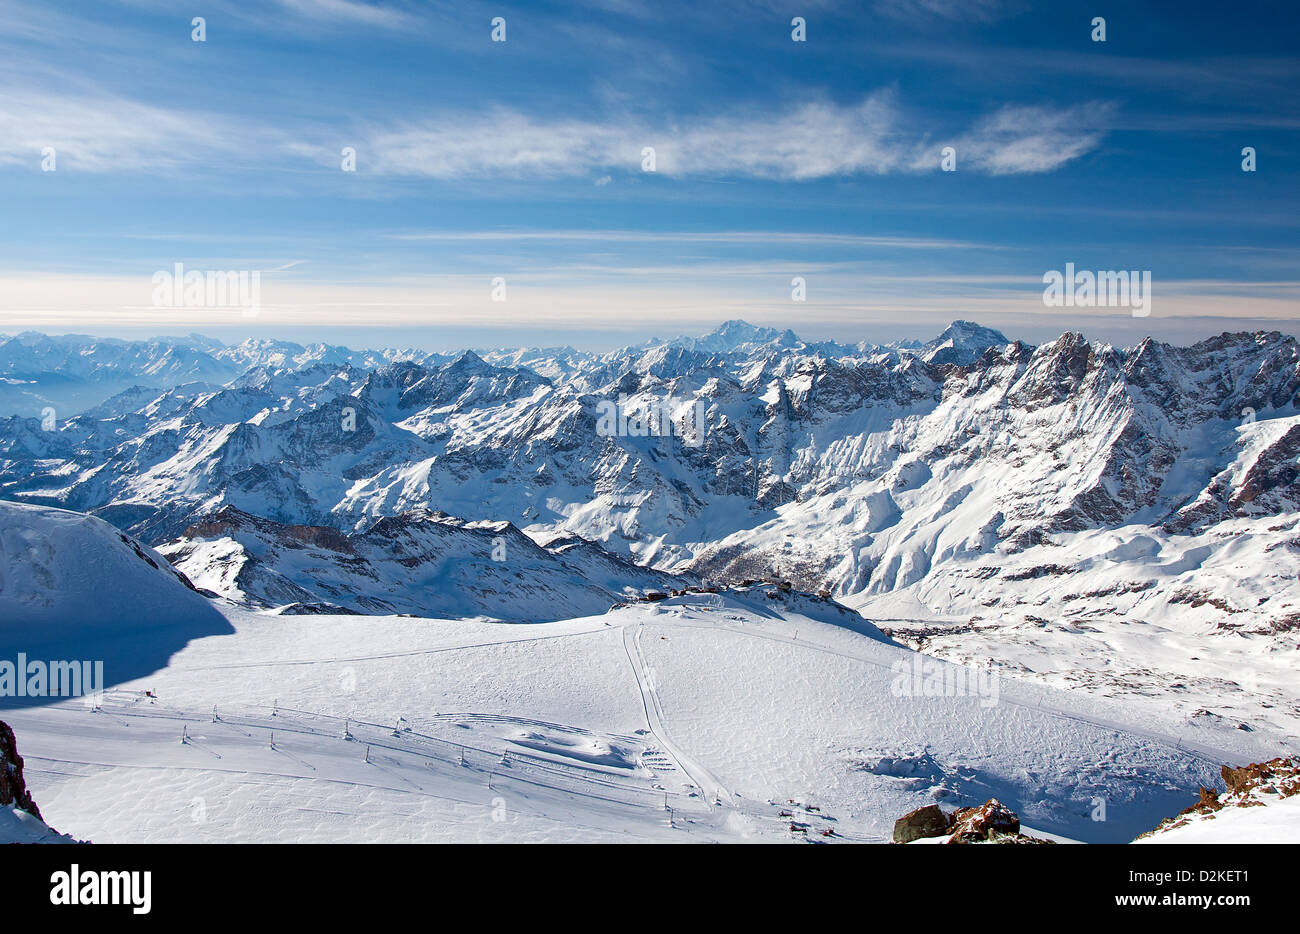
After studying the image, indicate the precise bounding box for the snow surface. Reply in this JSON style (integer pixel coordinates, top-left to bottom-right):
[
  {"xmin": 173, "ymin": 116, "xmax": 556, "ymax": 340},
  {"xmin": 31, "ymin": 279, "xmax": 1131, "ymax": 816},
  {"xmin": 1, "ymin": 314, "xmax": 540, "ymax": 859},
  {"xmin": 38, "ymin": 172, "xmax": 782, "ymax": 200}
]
[
  {"xmin": 4, "ymin": 580, "xmax": 1285, "ymax": 843},
  {"xmin": 0, "ymin": 803, "xmax": 76, "ymax": 843},
  {"xmin": 0, "ymin": 501, "xmax": 233, "ymax": 702},
  {"xmin": 1135, "ymin": 794, "xmax": 1300, "ymax": 844}
]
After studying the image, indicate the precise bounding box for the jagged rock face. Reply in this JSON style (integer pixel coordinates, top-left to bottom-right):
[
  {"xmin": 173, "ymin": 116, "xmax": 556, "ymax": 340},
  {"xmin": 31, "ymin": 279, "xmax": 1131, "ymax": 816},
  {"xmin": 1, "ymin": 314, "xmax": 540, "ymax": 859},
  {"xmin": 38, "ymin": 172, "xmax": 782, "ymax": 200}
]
[
  {"xmin": 1221, "ymin": 757, "xmax": 1300, "ymax": 797},
  {"xmin": 3, "ymin": 322, "xmax": 1300, "ymax": 606},
  {"xmin": 1230, "ymin": 425, "xmax": 1300, "ymax": 510},
  {"xmin": 0, "ymin": 719, "xmax": 43, "ymax": 821}
]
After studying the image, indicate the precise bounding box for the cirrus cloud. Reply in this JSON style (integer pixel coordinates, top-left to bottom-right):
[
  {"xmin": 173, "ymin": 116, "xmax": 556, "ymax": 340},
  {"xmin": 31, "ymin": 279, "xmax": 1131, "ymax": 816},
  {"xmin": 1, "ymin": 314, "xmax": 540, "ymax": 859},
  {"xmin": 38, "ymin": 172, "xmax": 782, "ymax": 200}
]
[
  {"xmin": 362, "ymin": 93, "xmax": 1111, "ymax": 180},
  {"xmin": 0, "ymin": 82, "xmax": 1112, "ymax": 180}
]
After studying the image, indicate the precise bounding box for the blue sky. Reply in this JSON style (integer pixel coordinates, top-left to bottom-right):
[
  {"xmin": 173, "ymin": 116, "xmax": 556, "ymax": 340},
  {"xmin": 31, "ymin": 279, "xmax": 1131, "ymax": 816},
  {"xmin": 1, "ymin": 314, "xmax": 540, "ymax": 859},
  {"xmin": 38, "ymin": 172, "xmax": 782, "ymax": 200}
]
[{"xmin": 1, "ymin": 0, "xmax": 1297, "ymax": 351}]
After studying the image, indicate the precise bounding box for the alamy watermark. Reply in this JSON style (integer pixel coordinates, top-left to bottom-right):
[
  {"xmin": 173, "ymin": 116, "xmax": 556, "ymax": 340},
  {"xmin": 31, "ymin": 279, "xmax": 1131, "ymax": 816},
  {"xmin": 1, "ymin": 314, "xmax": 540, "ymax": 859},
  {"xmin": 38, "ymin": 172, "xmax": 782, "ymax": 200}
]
[
  {"xmin": 1, "ymin": 654, "xmax": 104, "ymax": 700},
  {"xmin": 152, "ymin": 263, "xmax": 260, "ymax": 316},
  {"xmin": 1043, "ymin": 263, "xmax": 1151, "ymax": 317},
  {"xmin": 889, "ymin": 655, "xmax": 1000, "ymax": 708},
  {"xmin": 50, "ymin": 865, "xmax": 151, "ymax": 915},
  {"xmin": 595, "ymin": 395, "xmax": 707, "ymax": 447}
]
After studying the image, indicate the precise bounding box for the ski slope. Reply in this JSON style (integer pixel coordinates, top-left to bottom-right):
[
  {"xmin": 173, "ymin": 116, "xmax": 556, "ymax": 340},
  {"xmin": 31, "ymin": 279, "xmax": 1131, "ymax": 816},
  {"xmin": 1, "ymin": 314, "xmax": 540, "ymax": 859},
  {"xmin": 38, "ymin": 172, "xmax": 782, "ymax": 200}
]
[{"xmin": 6, "ymin": 589, "xmax": 1287, "ymax": 844}]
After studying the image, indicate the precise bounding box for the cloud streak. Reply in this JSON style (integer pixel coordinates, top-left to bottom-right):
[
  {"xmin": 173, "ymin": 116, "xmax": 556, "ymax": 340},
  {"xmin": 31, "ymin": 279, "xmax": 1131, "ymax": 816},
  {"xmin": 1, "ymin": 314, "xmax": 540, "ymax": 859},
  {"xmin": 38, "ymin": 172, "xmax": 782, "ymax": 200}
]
[
  {"xmin": 271, "ymin": 0, "xmax": 417, "ymax": 29},
  {"xmin": 364, "ymin": 94, "xmax": 1111, "ymax": 180},
  {"xmin": 0, "ymin": 87, "xmax": 273, "ymax": 172},
  {"xmin": 948, "ymin": 103, "xmax": 1115, "ymax": 175},
  {"xmin": 0, "ymin": 83, "xmax": 1112, "ymax": 179}
]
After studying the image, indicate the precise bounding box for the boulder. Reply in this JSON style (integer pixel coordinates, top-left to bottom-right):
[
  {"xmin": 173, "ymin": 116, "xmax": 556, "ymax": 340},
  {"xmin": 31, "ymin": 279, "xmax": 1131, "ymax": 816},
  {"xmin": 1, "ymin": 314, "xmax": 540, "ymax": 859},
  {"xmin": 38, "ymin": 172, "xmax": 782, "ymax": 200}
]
[{"xmin": 892, "ymin": 804, "xmax": 952, "ymax": 843}]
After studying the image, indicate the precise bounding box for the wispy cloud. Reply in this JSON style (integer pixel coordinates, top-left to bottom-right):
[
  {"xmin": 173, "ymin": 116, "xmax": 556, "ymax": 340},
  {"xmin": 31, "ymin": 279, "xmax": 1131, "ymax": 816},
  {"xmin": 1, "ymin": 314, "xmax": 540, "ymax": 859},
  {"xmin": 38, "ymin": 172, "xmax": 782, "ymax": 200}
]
[
  {"xmin": 0, "ymin": 84, "xmax": 1111, "ymax": 179},
  {"xmin": 363, "ymin": 94, "xmax": 1110, "ymax": 180},
  {"xmin": 0, "ymin": 88, "xmax": 256, "ymax": 171},
  {"xmin": 948, "ymin": 103, "xmax": 1115, "ymax": 175},
  {"xmin": 271, "ymin": 0, "xmax": 417, "ymax": 29},
  {"xmin": 361, "ymin": 97, "xmax": 906, "ymax": 180}
]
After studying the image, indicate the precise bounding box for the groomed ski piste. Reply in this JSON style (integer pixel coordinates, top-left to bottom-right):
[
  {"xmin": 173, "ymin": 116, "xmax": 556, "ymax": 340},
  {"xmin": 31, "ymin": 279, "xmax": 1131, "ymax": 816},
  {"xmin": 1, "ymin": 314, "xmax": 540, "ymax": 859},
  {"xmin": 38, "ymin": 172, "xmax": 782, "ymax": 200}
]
[
  {"xmin": 7, "ymin": 601, "xmax": 1293, "ymax": 844},
  {"xmin": 1, "ymin": 501, "xmax": 1292, "ymax": 844}
]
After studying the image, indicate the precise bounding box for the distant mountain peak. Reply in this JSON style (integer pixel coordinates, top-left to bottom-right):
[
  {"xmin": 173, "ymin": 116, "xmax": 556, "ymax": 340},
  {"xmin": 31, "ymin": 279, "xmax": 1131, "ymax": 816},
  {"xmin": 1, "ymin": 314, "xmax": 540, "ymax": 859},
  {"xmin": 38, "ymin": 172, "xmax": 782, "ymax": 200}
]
[
  {"xmin": 921, "ymin": 320, "xmax": 1011, "ymax": 365},
  {"xmin": 685, "ymin": 319, "xmax": 802, "ymax": 354},
  {"xmin": 447, "ymin": 349, "xmax": 490, "ymax": 370}
]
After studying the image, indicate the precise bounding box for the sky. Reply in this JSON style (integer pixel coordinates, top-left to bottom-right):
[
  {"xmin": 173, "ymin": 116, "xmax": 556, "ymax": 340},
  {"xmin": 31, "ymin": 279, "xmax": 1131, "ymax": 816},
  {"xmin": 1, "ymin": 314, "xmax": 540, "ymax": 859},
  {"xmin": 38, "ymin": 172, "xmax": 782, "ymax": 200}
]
[{"xmin": 0, "ymin": 0, "xmax": 1297, "ymax": 352}]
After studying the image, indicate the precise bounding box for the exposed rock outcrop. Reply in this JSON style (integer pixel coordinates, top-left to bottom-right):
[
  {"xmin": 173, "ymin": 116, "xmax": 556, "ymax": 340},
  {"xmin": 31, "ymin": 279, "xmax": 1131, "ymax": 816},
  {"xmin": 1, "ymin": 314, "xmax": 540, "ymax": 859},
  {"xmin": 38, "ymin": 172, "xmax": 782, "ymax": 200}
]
[
  {"xmin": 0, "ymin": 719, "xmax": 42, "ymax": 821},
  {"xmin": 1, "ymin": 719, "xmax": 80, "ymax": 843},
  {"xmin": 947, "ymin": 798, "xmax": 1022, "ymax": 843},
  {"xmin": 891, "ymin": 797, "xmax": 1054, "ymax": 844}
]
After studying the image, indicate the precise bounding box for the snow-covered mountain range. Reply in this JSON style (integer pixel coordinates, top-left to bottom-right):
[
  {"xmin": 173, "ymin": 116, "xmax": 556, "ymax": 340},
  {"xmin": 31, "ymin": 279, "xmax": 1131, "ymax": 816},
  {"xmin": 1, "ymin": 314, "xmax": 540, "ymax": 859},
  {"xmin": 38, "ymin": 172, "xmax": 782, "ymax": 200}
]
[{"xmin": 3, "ymin": 320, "xmax": 1298, "ymax": 734}]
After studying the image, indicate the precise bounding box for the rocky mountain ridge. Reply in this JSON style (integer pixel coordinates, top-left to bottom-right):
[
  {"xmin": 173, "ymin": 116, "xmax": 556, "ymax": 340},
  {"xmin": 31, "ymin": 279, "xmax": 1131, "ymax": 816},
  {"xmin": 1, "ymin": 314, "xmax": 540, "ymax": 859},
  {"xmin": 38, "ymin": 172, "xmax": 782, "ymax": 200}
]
[{"xmin": 2, "ymin": 322, "xmax": 1298, "ymax": 641}]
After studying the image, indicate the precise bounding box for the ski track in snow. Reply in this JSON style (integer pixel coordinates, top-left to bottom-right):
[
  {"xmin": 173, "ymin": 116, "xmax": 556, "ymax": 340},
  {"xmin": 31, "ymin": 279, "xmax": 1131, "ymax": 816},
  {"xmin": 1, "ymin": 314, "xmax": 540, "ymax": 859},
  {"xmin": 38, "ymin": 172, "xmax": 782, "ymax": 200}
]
[{"xmin": 623, "ymin": 621, "xmax": 734, "ymax": 809}]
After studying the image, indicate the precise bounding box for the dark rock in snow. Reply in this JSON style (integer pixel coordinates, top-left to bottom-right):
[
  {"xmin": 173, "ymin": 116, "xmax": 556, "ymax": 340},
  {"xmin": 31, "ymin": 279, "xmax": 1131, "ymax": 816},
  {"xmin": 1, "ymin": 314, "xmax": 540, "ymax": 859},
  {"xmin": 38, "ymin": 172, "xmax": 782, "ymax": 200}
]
[
  {"xmin": 1, "ymin": 720, "xmax": 45, "ymax": 821},
  {"xmin": 892, "ymin": 804, "xmax": 952, "ymax": 843}
]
